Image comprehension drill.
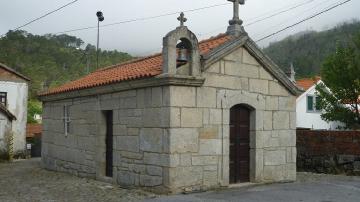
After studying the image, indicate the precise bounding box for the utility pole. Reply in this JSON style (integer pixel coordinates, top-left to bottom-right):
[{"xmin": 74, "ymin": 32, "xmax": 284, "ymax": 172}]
[{"xmin": 96, "ymin": 11, "xmax": 104, "ymax": 69}]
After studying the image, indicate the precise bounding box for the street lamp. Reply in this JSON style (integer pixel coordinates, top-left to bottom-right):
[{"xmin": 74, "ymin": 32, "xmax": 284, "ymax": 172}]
[{"xmin": 96, "ymin": 11, "xmax": 104, "ymax": 69}]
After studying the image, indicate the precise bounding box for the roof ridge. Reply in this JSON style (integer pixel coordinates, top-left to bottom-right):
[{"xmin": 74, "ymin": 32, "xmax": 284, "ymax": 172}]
[
  {"xmin": 296, "ymin": 76, "xmax": 321, "ymax": 81},
  {"xmin": 198, "ymin": 33, "xmax": 229, "ymax": 44},
  {"xmin": 96, "ymin": 53, "xmax": 162, "ymax": 73},
  {"xmin": 95, "ymin": 34, "xmax": 229, "ymax": 73},
  {"xmin": 40, "ymin": 33, "xmax": 233, "ymax": 96}
]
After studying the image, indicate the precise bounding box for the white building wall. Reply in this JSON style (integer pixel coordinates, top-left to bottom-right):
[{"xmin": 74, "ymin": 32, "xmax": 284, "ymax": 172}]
[
  {"xmin": 296, "ymin": 83, "xmax": 341, "ymax": 130},
  {"xmin": 0, "ymin": 113, "xmax": 12, "ymax": 152},
  {"xmin": 0, "ymin": 81, "xmax": 28, "ymax": 153}
]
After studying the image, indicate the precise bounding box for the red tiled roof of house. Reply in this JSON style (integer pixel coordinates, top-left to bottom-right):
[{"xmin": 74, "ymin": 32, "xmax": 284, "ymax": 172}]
[
  {"xmin": 296, "ymin": 76, "xmax": 321, "ymax": 91},
  {"xmin": 297, "ymin": 77, "xmax": 360, "ymax": 104},
  {"xmin": 26, "ymin": 124, "xmax": 42, "ymax": 138},
  {"xmin": 41, "ymin": 34, "xmax": 232, "ymax": 96}
]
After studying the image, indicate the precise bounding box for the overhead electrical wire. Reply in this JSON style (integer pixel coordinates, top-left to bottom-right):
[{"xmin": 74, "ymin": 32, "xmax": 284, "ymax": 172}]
[
  {"xmin": 246, "ymin": 0, "xmax": 315, "ymax": 22},
  {"xmin": 198, "ymin": 0, "xmax": 319, "ymax": 37},
  {"xmin": 170, "ymin": 0, "xmax": 351, "ymax": 53},
  {"xmin": 54, "ymin": 2, "xmax": 230, "ymax": 35},
  {"xmin": 244, "ymin": 0, "xmax": 316, "ymax": 27},
  {"xmin": 253, "ymin": 0, "xmax": 339, "ymax": 39},
  {"xmin": 55, "ymin": 0, "xmax": 317, "ymax": 36},
  {"xmin": 256, "ymin": 0, "xmax": 352, "ymax": 42},
  {"xmin": 0, "ymin": 0, "xmax": 79, "ymax": 37},
  {"xmin": 1, "ymin": 0, "xmax": 352, "ymax": 53}
]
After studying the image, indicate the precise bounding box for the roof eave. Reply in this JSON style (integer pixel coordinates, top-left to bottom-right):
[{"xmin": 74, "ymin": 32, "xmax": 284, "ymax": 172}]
[
  {"xmin": 0, "ymin": 63, "xmax": 31, "ymax": 82},
  {"xmin": 39, "ymin": 75, "xmax": 205, "ymax": 102},
  {"xmin": 0, "ymin": 104, "xmax": 17, "ymax": 121}
]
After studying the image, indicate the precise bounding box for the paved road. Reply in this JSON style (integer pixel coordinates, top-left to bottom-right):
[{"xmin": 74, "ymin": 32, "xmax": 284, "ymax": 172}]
[
  {"xmin": 0, "ymin": 158, "xmax": 155, "ymax": 202},
  {"xmin": 2, "ymin": 159, "xmax": 360, "ymax": 202},
  {"xmin": 145, "ymin": 173, "xmax": 360, "ymax": 202}
]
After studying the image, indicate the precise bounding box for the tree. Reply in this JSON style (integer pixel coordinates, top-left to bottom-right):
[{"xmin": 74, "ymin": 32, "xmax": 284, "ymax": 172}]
[
  {"xmin": 316, "ymin": 33, "xmax": 360, "ymax": 129},
  {"xmin": 27, "ymin": 100, "xmax": 42, "ymax": 123}
]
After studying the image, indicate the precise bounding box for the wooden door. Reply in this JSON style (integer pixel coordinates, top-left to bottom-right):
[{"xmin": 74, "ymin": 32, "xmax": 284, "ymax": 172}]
[
  {"xmin": 229, "ymin": 105, "xmax": 250, "ymax": 183},
  {"xmin": 105, "ymin": 111, "xmax": 113, "ymax": 177}
]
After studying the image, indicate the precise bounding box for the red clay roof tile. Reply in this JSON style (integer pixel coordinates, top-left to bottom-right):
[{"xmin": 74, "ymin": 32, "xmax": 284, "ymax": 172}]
[
  {"xmin": 296, "ymin": 76, "xmax": 321, "ymax": 91},
  {"xmin": 41, "ymin": 34, "xmax": 232, "ymax": 96},
  {"xmin": 26, "ymin": 124, "xmax": 42, "ymax": 138}
]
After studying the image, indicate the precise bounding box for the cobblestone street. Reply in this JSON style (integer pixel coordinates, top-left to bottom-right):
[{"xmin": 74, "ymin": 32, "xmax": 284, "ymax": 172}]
[{"xmin": 0, "ymin": 158, "xmax": 156, "ymax": 202}]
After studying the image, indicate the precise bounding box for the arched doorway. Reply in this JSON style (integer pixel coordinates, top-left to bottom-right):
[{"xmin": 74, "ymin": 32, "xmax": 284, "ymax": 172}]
[{"xmin": 229, "ymin": 104, "xmax": 251, "ymax": 183}]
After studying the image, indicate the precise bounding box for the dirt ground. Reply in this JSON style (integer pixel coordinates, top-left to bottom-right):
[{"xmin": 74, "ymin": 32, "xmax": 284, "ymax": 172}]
[{"xmin": 0, "ymin": 158, "xmax": 156, "ymax": 202}]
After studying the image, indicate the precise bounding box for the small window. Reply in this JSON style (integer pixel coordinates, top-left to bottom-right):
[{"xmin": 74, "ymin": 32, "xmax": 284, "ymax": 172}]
[
  {"xmin": 63, "ymin": 105, "xmax": 71, "ymax": 136},
  {"xmin": 0, "ymin": 92, "xmax": 7, "ymax": 106},
  {"xmin": 307, "ymin": 95, "xmax": 321, "ymax": 112},
  {"xmin": 307, "ymin": 96, "xmax": 314, "ymax": 111}
]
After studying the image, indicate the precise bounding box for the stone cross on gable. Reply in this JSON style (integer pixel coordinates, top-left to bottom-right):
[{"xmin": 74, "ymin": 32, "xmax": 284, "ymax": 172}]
[
  {"xmin": 228, "ymin": 0, "xmax": 245, "ymax": 26},
  {"xmin": 177, "ymin": 12, "xmax": 187, "ymax": 27}
]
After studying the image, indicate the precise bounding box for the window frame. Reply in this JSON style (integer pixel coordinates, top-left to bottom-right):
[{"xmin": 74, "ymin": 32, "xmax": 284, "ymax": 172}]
[
  {"xmin": 315, "ymin": 95, "xmax": 322, "ymax": 111},
  {"xmin": 0, "ymin": 92, "xmax": 7, "ymax": 107},
  {"xmin": 306, "ymin": 95, "xmax": 322, "ymax": 113}
]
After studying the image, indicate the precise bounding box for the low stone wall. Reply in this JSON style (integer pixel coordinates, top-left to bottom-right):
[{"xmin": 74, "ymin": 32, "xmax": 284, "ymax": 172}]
[{"xmin": 297, "ymin": 130, "xmax": 360, "ymax": 175}]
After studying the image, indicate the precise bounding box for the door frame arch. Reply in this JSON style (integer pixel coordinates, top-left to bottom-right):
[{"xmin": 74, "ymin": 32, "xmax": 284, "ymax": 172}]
[
  {"xmin": 229, "ymin": 104, "xmax": 254, "ymax": 183},
  {"xmin": 218, "ymin": 90, "xmax": 265, "ymax": 186}
]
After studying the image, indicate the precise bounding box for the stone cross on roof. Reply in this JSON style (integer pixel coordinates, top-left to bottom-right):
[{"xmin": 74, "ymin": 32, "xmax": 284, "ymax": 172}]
[
  {"xmin": 227, "ymin": 0, "xmax": 246, "ymax": 36},
  {"xmin": 228, "ymin": 0, "xmax": 245, "ymax": 26},
  {"xmin": 177, "ymin": 12, "xmax": 187, "ymax": 27}
]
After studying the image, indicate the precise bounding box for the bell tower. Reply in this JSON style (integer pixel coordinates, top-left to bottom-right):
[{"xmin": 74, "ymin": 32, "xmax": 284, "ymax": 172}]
[{"xmin": 162, "ymin": 13, "xmax": 201, "ymax": 76}]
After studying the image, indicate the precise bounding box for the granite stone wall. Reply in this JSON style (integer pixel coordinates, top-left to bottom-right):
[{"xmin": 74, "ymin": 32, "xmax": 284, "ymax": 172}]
[
  {"xmin": 165, "ymin": 47, "xmax": 296, "ymax": 192},
  {"xmin": 297, "ymin": 130, "xmax": 360, "ymax": 175},
  {"xmin": 42, "ymin": 86, "xmax": 174, "ymax": 192},
  {"xmin": 41, "ymin": 47, "xmax": 297, "ymax": 193}
]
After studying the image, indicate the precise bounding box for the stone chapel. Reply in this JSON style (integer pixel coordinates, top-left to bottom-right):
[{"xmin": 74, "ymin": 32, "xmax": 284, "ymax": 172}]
[{"xmin": 39, "ymin": 0, "xmax": 302, "ymax": 194}]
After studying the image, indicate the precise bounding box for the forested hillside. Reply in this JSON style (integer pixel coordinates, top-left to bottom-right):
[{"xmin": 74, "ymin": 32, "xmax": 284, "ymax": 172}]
[
  {"xmin": 263, "ymin": 20, "xmax": 360, "ymax": 78},
  {"xmin": 0, "ymin": 30, "xmax": 132, "ymax": 98}
]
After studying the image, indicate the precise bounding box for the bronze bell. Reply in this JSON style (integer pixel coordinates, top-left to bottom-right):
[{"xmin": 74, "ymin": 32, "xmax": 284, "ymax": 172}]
[{"xmin": 177, "ymin": 48, "xmax": 189, "ymax": 62}]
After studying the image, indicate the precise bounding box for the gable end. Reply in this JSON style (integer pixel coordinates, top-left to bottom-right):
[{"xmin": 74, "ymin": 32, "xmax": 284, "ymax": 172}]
[
  {"xmin": 202, "ymin": 35, "xmax": 303, "ymax": 96},
  {"xmin": 244, "ymin": 39, "xmax": 302, "ymax": 96}
]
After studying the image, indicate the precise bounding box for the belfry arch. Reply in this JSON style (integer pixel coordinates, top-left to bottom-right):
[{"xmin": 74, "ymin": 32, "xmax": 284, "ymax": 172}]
[{"xmin": 162, "ymin": 13, "xmax": 200, "ymax": 76}]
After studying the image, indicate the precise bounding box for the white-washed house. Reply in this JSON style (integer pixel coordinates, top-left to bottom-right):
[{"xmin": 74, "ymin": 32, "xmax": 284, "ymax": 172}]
[
  {"xmin": 296, "ymin": 77, "xmax": 343, "ymax": 130},
  {"xmin": 0, "ymin": 63, "xmax": 30, "ymax": 157}
]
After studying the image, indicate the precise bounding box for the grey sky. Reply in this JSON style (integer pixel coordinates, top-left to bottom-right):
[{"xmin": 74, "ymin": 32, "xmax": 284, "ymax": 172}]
[{"xmin": 1, "ymin": 0, "xmax": 359, "ymax": 56}]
